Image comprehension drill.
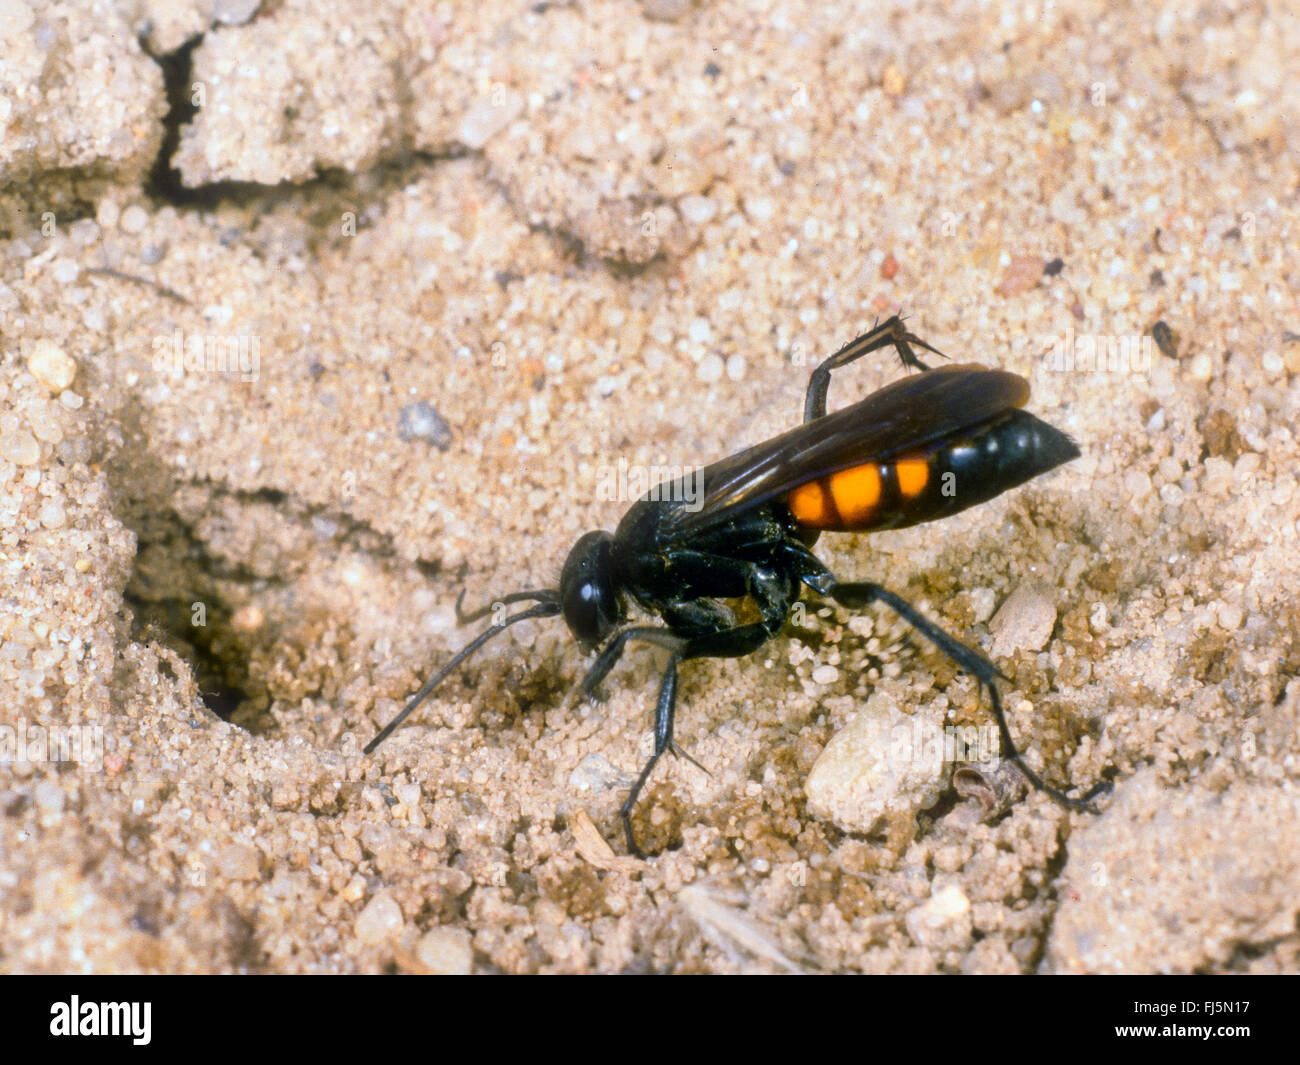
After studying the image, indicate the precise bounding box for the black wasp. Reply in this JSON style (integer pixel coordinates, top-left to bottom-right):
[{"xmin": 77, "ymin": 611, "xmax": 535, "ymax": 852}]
[{"xmin": 366, "ymin": 316, "xmax": 1112, "ymax": 856}]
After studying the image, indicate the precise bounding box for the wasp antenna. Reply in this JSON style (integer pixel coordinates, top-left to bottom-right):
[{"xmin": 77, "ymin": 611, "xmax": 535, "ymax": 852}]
[
  {"xmin": 455, "ymin": 587, "xmax": 559, "ymax": 625},
  {"xmin": 364, "ymin": 596, "xmax": 561, "ymax": 754}
]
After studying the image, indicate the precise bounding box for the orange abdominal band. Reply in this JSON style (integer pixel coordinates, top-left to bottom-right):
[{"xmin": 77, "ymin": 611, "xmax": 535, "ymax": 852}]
[{"xmin": 787, "ymin": 457, "xmax": 929, "ymax": 529}]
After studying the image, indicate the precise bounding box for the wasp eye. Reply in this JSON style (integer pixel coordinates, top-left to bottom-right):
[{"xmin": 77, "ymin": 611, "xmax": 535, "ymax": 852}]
[{"xmin": 560, "ymin": 531, "xmax": 618, "ymax": 645}]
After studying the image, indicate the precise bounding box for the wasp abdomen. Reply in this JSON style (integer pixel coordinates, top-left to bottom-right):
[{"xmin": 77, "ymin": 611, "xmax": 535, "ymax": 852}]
[{"xmin": 785, "ymin": 410, "xmax": 1078, "ymax": 533}]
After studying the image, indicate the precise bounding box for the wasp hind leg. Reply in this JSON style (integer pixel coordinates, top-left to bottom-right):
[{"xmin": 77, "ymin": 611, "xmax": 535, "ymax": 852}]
[
  {"xmin": 803, "ymin": 572, "xmax": 1113, "ymax": 812},
  {"xmin": 803, "ymin": 315, "xmax": 947, "ymax": 422}
]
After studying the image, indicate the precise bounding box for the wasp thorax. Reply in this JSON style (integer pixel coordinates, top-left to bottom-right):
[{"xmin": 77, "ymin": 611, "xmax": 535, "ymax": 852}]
[{"xmin": 559, "ymin": 530, "xmax": 621, "ymax": 646}]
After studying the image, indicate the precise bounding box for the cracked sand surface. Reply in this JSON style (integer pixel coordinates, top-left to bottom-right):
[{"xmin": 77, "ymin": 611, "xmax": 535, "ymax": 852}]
[{"xmin": 1, "ymin": 0, "xmax": 1297, "ymax": 973}]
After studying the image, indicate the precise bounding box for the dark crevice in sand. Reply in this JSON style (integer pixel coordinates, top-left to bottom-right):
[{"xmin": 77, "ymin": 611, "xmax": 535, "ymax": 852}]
[{"xmin": 139, "ymin": 30, "xmax": 469, "ymax": 230}]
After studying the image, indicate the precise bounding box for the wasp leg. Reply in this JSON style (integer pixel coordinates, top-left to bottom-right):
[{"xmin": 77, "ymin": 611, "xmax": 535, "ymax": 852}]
[
  {"xmin": 799, "ymin": 570, "xmax": 1111, "ymax": 811},
  {"xmin": 604, "ymin": 610, "xmax": 797, "ymax": 857},
  {"xmin": 619, "ymin": 651, "xmax": 682, "ymax": 858},
  {"xmin": 587, "ymin": 562, "xmax": 800, "ymax": 855},
  {"xmin": 581, "ymin": 626, "xmax": 687, "ymax": 698},
  {"xmin": 804, "ymin": 315, "xmax": 947, "ymax": 422}
]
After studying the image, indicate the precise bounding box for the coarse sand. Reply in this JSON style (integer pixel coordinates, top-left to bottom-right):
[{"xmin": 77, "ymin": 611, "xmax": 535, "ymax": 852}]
[{"xmin": 1, "ymin": 0, "xmax": 1297, "ymax": 973}]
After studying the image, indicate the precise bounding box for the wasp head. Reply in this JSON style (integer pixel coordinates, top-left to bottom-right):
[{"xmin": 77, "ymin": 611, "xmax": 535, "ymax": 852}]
[{"xmin": 559, "ymin": 530, "xmax": 622, "ymax": 648}]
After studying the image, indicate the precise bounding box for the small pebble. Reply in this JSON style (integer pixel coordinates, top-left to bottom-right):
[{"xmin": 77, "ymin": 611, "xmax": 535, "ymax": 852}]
[
  {"xmin": 68, "ymin": 219, "xmax": 100, "ymax": 247},
  {"xmin": 1283, "ymin": 340, "xmax": 1300, "ymax": 376},
  {"xmin": 811, "ymin": 664, "xmax": 839, "ymax": 686},
  {"xmin": 1124, "ymin": 469, "xmax": 1153, "ymax": 499},
  {"xmin": 989, "ymin": 585, "xmax": 1056, "ymax": 657},
  {"xmin": 696, "ymin": 353, "xmax": 724, "ymax": 383},
  {"xmin": 34, "ymin": 779, "xmax": 65, "ymax": 814},
  {"xmin": 26, "ymin": 401, "xmax": 62, "ymax": 444},
  {"xmin": 231, "ymin": 604, "xmax": 264, "ymax": 632},
  {"xmin": 678, "ymin": 195, "xmax": 717, "ymax": 225},
  {"xmin": 805, "ymin": 692, "xmax": 946, "ymax": 833},
  {"xmin": 743, "ymin": 196, "xmax": 774, "ymax": 224},
  {"xmin": 397, "ymin": 401, "xmax": 453, "ymax": 450},
  {"xmin": 1187, "ymin": 352, "xmax": 1213, "ymax": 382},
  {"xmin": 1, "ymin": 429, "xmax": 40, "ymax": 466},
  {"xmin": 457, "ymin": 93, "xmax": 523, "ymax": 150},
  {"xmin": 995, "ymin": 255, "xmax": 1043, "ymax": 297},
  {"xmin": 905, "ymin": 883, "xmax": 972, "ymax": 951},
  {"xmin": 96, "ymin": 199, "xmax": 121, "ymax": 229},
  {"xmin": 415, "ymin": 927, "xmax": 473, "ymax": 974},
  {"xmin": 0, "ymin": 0, "xmax": 35, "ymax": 35},
  {"xmin": 212, "ymin": 0, "xmax": 262, "ymax": 25},
  {"xmin": 355, "ymin": 891, "xmax": 404, "ymax": 945},
  {"xmin": 120, "ymin": 205, "xmax": 149, "ymax": 234},
  {"xmin": 27, "ymin": 339, "xmax": 77, "ymax": 393},
  {"xmin": 642, "ymin": 0, "xmax": 690, "ymax": 20},
  {"xmin": 967, "ymin": 587, "xmax": 997, "ymax": 624},
  {"xmin": 1214, "ymin": 601, "xmax": 1243, "ymax": 631},
  {"xmin": 1151, "ymin": 320, "xmax": 1178, "ymax": 359},
  {"xmin": 216, "ymin": 843, "xmax": 260, "ymax": 881}
]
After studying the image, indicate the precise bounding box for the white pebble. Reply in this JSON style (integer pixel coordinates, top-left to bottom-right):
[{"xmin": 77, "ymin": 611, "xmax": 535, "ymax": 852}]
[
  {"xmin": 678, "ymin": 195, "xmax": 717, "ymax": 225},
  {"xmin": 96, "ymin": 199, "xmax": 121, "ymax": 229},
  {"xmin": 812, "ymin": 664, "xmax": 839, "ymax": 686},
  {"xmin": 805, "ymin": 692, "xmax": 946, "ymax": 833},
  {"xmin": 1, "ymin": 429, "xmax": 39, "ymax": 466},
  {"xmin": 696, "ymin": 353, "xmax": 724, "ymax": 383},
  {"xmin": 69, "ymin": 219, "xmax": 100, "ymax": 247},
  {"xmin": 355, "ymin": 891, "xmax": 404, "ymax": 945},
  {"xmin": 457, "ymin": 93, "xmax": 522, "ymax": 150},
  {"xmin": 26, "ymin": 402, "xmax": 62, "ymax": 444},
  {"xmin": 27, "ymin": 339, "xmax": 77, "ymax": 393},
  {"xmin": 416, "ymin": 927, "xmax": 473, "ymax": 974},
  {"xmin": 1123, "ymin": 469, "xmax": 1152, "ymax": 498},
  {"xmin": 120, "ymin": 205, "xmax": 149, "ymax": 234},
  {"xmin": 34, "ymin": 780, "xmax": 65, "ymax": 814},
  {"xmin": 743, "ymin": 196, "xmax": 775, "ymax": 223},
  {"xmin": 989, "ymin": 585, "xmax": 1056, "ymax": 657},
  {"xmin": 1215, "ymin": 602, "xmax": 1243, "ymax": 631},
  {"xmin": 905, "ymin": 883, "xmax": 973, "ymax": 951},
  {"xmin": 212, "ymin": 0, "xmax": 262, "ymax": 24}
]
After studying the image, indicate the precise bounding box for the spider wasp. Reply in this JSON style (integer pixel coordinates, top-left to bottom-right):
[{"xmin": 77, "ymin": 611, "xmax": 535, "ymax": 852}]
[{"xmin": 365, "ymin": 316, "xmax": 1112, "ymax": 856}]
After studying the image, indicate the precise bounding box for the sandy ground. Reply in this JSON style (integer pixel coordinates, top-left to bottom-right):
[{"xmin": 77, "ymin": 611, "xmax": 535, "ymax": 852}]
[{"xmin": 1, "ymin": 0, "xmax": 1297, "ymax": 973}]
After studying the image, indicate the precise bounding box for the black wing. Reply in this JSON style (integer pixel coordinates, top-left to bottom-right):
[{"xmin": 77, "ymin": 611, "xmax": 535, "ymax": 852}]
[{"xmin": 667, "ymin": 364, "xmax": 1031, "ymax": 537}]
